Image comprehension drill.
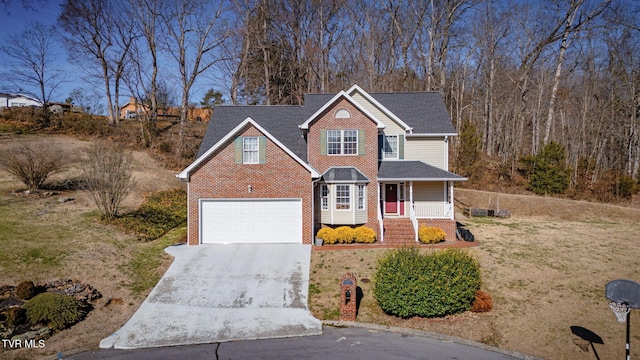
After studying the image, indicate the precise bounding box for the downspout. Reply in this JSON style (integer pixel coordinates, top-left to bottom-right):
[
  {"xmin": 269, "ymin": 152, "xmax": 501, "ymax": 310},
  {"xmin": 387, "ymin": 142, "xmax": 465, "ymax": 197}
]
[
  {"xmin": 444, "ymin": 135, "xmax": 449, "ymax": 169},
  {"xmin": 312, "ymin": 178, "xmax": 320, "ymax": 245},
  {"xmin": 176, "ymin": 174, "xmax": 191, "ymax": 245},
  {"xmin": 377, "ymin": 182, "xmax": 383, "ymax": 243}
]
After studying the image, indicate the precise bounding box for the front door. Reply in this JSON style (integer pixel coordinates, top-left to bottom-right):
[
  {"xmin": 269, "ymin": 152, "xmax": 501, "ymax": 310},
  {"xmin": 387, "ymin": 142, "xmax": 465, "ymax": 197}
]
[{"xmin": 385, "ymin": 184, "xmax": 398, "ymax": 213}]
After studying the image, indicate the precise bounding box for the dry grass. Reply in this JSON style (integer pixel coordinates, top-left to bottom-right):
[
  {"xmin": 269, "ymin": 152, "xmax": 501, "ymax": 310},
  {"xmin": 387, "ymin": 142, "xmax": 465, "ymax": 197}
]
[
  {"xmin": 0, "ymin": 135, "xmax": 184, "ymax": 360},
  {"xmin": 309, "ymin": 189, "xmax": 640, "ymax": 360},
  {"xmin": 3, "ymin": 135, "xmax": 640, "ymax": 360}
]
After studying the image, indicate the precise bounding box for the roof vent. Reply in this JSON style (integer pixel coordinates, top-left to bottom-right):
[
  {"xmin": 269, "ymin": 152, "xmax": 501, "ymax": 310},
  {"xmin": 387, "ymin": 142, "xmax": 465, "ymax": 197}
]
[{"xmin": 335, "ymin": 109, "xmax": 350, "ymax": 119}]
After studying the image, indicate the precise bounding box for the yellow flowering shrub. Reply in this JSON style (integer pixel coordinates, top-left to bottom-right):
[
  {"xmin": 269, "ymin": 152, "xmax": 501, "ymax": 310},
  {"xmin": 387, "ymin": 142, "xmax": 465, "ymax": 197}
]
[{"xmin": 418, "ymin": 226, "xmax": 446, "ymax": 244}]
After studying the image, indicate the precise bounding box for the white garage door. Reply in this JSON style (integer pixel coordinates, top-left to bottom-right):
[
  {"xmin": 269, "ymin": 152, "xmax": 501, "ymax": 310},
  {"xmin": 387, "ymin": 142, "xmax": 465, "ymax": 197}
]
[{"xmin": 200, "ymin": 199, "xmax": 302, "ymax": 244}]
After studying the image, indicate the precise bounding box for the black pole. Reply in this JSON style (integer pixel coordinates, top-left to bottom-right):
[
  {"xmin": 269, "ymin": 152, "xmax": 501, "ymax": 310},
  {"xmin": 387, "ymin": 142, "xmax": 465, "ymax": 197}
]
[{"xmin": 627, "ymin": 310, "xmax": 631, "ymax": 360}]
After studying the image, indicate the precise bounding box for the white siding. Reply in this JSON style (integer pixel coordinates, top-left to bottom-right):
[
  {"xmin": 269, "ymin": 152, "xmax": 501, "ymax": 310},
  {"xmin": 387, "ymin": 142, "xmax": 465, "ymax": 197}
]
[
  {"xmin": 413, "ymin": 182, "xmax": 444, "ymax": 202},
  {"xmin": 320, "ymin": 184, "xmax": 367, "ymax": 225},
  {"xmin": 404, "ymin": 137, "xmax": 446, "ymax": 169},
  {"xmin": 351, "ymin": 92, "xmax": 405, "ymax": 133}
]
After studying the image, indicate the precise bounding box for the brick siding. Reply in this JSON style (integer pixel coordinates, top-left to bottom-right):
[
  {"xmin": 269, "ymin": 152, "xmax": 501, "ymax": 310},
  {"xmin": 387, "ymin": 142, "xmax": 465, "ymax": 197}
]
[
  {"xmin": 187, "ymin": 124, "xmax": 313, "ymax": 245},
  {"xmin": 307, "ymin": 98, "xmax": 381, "ymax": 239},
  {"xmin": 418, "ymin": 219, "xmax": 457, "ymax": 241}
]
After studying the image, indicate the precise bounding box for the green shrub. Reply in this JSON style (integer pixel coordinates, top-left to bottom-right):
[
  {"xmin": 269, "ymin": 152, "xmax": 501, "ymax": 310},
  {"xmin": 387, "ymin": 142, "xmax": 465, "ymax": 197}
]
[
  {"xmin": 23, "ymin": 292, "xmax": 90, "ymax": 331},
  {"xmin": 111, "ymin": 188, "xmax": 187, "ymax": 241},
  {"xmin": 418, "ymin": 226, "xmax": 446, "ymax": 244},
  {"xmin": 335, "ymin": 226, "xmax": 356, "ymax": 244},
  {"xmin": 373, "ymin": 248, "xmax": 481, "ymax": 318},
  {"xmin": 16, "ymin": 280, "xmax": 36, "ymax": 300},
  {"xmin": 316, "ymin": 227, "xmax": 338, "ymax": 244},
  {"xmin": 354, "ymin": 226, "xmax": 376, "ymax": 243}
]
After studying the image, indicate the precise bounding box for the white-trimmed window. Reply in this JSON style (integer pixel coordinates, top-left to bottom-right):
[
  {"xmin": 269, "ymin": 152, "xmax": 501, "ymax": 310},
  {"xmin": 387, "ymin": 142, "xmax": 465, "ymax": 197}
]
[
  {"xmin": 383, "ymin": 135, "xmax": 398, "ymax": 159},
  {"xmin": 321, "ymin": 184, "xmax": 329, "ymax": 210},
  {"xmin": 335, "ymin": 184, "xmax": 350, "ymax": 210},
  {"xmin": 243, "ymin": 137, "xmax": 259, "ymax": 164},
  {"xmin": 357, "ymin": 185, "xmax": 366, "ymax": 210},
  {"xmin": 327, "ymin": 130, "xmax": 358, "ymax": 155}
]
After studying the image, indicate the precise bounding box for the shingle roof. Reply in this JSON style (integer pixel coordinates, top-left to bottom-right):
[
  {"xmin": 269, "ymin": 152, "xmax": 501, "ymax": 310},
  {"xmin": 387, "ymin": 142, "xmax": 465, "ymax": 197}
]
[
  {"xmin": 197, "ymin": 105, "xmax": 306, "ymax": 159},
  {"xmin": 321, "ymin": 167, "xmax": 369, "ymax": 183},
  {"xmin": 197, "ymin": 89, "xmax": 456, "ymax": 161},
  {"xmin": 368, "ymin": 92, "xmax": 456, "ymax": 134},
  {"xmin": 377, "ymin": 161, "xmax": 466, "ymax": 181}
]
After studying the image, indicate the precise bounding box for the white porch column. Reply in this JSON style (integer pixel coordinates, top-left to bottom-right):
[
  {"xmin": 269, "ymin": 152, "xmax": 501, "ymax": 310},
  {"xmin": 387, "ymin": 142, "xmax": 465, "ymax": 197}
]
[
  {"xmin": 449, "ymin": 181, "xmax": 454, "ymax": 220},
  {"xmin": 409, "ymin": 181, "xmax": 413, "ymax": 207}
]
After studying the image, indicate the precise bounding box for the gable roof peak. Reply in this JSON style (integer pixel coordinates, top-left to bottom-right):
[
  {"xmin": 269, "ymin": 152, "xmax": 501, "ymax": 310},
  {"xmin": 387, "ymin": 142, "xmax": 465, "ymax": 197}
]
[{"xmin": 299, "ymin": 88, "xmax": 385, "ymax": 130}]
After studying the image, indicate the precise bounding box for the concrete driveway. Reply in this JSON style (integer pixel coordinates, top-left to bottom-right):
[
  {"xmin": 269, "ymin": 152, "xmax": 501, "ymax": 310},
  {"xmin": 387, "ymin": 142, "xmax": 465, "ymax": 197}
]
[{"xmin": 99, "ymin": 243, "xmax": 322, "ymax": 349}]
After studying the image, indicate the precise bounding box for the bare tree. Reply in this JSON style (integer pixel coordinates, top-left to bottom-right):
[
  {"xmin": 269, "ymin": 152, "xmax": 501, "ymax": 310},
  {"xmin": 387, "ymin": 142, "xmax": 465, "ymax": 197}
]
[
  {"xmin": 0, "ymin": 22, "xmax": 65, "ymax": 105},
  {"xmin": 58, "ymin": 0, "xmax": 137, "ymax": 125},
  {"xmin": 159, "ymin": 0, "xmax": 229, "ymax": 154},
  {"xmin": 0, "ymin": 141, "xmax": 73, "ymax": 191},
  {"xmin": 81, "ymin": 141, "xmax": 135, "ymax": 219}
]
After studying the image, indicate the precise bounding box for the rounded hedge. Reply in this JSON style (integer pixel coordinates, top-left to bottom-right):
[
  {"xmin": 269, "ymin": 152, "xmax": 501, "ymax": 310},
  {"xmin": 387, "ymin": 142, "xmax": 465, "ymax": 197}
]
[
  {"xmin": 23, "ymin": 292, "xmax": 90, "ymax": 331},
  {"xmin": 373, "ymin": 248, "xmax": 481, "ymax": 318}
]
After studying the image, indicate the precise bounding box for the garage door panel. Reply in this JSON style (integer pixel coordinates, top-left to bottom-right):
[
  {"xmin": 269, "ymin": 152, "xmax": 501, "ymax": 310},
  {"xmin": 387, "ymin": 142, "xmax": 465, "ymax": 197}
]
[{"xmin": 200, "ymin": 199, "xmax": 302, "ymax": 244}]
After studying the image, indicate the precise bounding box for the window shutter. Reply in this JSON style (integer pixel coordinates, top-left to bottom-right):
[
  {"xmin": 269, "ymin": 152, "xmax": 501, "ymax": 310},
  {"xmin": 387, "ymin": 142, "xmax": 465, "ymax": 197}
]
[
  {"xmin": 358, "ymin": 129, "xmax": 365, "ymax": 155},
  {"xmin": 259, "ymin": 136, "xmax": 266, "ymax": 164},
  {"xmin": 399, "ymin": 134, "xmax": 404, "ymax": 159},
  {"xmin": 234, "ymin": 136, "xmax": 242, "ymax": 164},
  {"xmin": 320, "ymin": 129, "xmax": 327, "ymax": 155},
  {"xmin": 378, "ymin": 134, "xmax": 383, "ymax": 160}
]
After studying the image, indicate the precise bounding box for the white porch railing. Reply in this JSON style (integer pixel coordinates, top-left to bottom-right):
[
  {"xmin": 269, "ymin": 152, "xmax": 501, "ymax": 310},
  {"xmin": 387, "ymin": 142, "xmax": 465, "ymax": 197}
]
[
  {"xmin": 413, "ymin": 203, "xmax": 453, "ymax": 219},
  {"xmin": 409, "ymin": 205, "xmax": 419, "ymax": 242}
]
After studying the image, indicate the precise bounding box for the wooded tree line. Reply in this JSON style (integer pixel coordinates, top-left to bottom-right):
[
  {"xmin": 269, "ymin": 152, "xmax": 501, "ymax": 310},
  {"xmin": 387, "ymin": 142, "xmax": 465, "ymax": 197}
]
[{"xmin": 2, "ymin": 0, "xmax": 638, "ymax": 198}]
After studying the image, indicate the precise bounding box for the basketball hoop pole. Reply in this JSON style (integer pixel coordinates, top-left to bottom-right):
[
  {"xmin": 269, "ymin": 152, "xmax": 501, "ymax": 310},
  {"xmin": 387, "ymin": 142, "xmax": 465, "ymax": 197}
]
[
  {"xmin": 626, "ymin": 311, "xmax": 631, "ymax": 360},
  {"xmin": 606, "ymin": 279, "xmax": 640, "ymax": 360}
]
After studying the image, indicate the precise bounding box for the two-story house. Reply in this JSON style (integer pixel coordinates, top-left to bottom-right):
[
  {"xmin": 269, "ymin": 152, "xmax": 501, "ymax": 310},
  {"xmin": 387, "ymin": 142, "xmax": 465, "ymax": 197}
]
[{"xmin": 177, "ymin": 85, "xmax": 466, "ymax": 246}]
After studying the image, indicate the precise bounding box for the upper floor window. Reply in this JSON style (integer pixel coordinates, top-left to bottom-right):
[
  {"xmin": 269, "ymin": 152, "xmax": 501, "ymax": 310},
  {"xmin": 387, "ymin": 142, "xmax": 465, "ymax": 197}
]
[
  {"xmin": 328, "ymin": 129, "xmax": 358, "ymax": 155},
  {"xmin": 235, "ymin": 136, "xmax": 265, "ymax": 164},
  {"xmin": 243, "ymin": 137, "xmax": 259, "ymax": 164},
  {"xmin": 383, "ymin": 135, "xmax": 398, "ymax": 159}
]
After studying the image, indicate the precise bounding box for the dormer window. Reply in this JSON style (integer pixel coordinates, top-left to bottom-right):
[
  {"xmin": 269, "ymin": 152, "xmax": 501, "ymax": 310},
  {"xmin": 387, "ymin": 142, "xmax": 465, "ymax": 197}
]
[{"xmin": 335, "ymin": 109, "xmax": 350, "ymax": 119}]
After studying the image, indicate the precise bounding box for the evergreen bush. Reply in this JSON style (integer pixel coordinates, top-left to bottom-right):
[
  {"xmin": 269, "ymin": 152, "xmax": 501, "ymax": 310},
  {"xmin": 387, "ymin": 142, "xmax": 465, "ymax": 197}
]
[
  {"xmin": 111, "ymin": 188, "xmax": 187, "ymax": 241},
  {"xmin": 418, "ymin": 226, "xmax": 446, "ymax": 244},
  {"xmin": 373, "ymin": 248, "xmax": 481, "ymax": 318},
  {"xmin": 23, "ymin": 292, "xmax": 90, "ymax": 331}
]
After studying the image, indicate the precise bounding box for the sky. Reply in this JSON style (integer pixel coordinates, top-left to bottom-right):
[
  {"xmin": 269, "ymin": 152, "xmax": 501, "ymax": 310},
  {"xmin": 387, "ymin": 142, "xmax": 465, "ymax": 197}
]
[
  {"xmin": 0, "ymin": 0, "xmax": 216, "ymax": 109},
  {"xmin": 0, "ymin": 0, "xmax": 76, "ymax": 100}
]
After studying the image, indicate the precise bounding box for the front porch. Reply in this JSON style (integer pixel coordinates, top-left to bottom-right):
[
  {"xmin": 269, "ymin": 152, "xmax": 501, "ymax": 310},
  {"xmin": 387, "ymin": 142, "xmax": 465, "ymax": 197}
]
[
  {"xmin": 377, "ymin": 181, "xmax": 457, "ymax": 243},
  {"xmin": 376, "ymin": 161, "xmax": 466, "ymax": 243}
]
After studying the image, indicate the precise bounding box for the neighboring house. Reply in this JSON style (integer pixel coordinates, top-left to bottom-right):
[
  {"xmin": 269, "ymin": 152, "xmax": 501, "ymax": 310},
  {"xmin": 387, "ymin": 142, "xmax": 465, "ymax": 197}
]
[
  {"xmin": 177, "ymin": 85, "xmax": 466, "ymax": 246},
  {"xmin": 120, "ymin": 96, "xmax": 145, "ymax": 119},
  {"xmin": 47, "ymin": 102, "xmax": 83, "ymax": 115},
  {"xmin": 0, "ymin": 93, "xmax": 43, "ymax": 109},
  {"xmin": 119, "ymin": 96, "xmax": 212, "ymax": 121}
]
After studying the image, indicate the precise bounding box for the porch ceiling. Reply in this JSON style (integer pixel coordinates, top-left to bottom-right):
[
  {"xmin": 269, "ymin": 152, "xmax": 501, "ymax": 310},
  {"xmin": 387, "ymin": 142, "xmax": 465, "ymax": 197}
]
[{"xmin": 377, "ymin": 161, "xmax": 467, "ymax": 181}]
